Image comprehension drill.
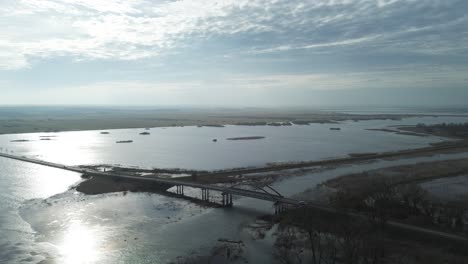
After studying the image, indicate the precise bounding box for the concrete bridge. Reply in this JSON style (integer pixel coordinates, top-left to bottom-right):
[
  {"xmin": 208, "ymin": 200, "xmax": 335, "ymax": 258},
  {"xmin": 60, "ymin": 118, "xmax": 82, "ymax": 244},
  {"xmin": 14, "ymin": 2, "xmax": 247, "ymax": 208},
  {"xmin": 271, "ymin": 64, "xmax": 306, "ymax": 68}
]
[{"xmin": 0, "ymin": 152, "xmax": 299, "ymax": 211}]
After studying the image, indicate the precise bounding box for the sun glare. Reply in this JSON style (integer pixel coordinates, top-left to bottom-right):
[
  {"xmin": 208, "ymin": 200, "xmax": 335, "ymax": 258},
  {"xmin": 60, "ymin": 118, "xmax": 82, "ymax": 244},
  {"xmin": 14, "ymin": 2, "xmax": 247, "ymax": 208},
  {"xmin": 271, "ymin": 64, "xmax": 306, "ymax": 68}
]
[{"xmin": 59, "ymin": 220, "xmax": 101, "ymax": 264}]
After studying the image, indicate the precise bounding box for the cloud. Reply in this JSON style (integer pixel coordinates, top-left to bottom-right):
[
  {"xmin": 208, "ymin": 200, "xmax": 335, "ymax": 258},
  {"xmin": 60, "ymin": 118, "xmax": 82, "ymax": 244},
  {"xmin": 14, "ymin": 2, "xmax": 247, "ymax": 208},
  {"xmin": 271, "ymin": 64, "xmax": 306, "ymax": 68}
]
[
  {"xmin": 249, "ymin": 35, "xmax": 382, "ymax": 54},
  {"xmin": 1, "ymin": 0, "xmax": 467, "ymax": 70},
  {"xmin": 223, "ymin": 65, "xmax": 468, "ymax": 91}
]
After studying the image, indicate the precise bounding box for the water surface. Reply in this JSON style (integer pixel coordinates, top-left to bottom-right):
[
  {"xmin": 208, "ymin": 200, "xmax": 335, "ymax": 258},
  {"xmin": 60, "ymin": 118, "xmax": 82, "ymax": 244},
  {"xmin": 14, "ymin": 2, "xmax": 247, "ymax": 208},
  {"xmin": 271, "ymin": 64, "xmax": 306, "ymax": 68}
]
[{"xmin": 1, "ymin": 115, "xmax": 468, "ymax": 263}]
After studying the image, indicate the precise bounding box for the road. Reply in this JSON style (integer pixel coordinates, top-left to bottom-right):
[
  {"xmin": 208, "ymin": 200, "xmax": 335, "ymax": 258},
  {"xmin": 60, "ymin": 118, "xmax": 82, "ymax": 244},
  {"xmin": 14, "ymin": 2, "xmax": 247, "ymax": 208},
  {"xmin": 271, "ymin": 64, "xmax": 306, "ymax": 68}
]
[{"xmin": 0, "ymin": 152, "xmax": 298, "ymax": 205}]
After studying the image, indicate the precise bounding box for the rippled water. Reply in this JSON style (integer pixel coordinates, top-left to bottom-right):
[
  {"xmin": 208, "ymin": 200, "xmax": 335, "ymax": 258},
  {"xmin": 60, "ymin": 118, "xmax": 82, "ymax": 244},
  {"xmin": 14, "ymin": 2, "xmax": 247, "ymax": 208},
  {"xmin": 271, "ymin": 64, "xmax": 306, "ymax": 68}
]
[{"xmin": 1, "ymin": 115, "xmax": 468, "ymax": 263}]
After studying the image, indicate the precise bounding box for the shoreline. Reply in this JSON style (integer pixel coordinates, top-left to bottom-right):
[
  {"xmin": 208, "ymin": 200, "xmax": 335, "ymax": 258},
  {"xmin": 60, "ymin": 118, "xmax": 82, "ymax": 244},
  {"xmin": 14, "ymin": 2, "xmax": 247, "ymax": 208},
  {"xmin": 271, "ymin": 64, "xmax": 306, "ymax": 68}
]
[
  {"xmin": 71, "ymin": 139, "xmax": 468, "ymax": 195},
  {"xmin": 324, "ymin": 158, "xmax": 468, "ymax": 192},
  {"xmin": 0, "ymin": 111, "xmax": 420, "ymax": 135}
]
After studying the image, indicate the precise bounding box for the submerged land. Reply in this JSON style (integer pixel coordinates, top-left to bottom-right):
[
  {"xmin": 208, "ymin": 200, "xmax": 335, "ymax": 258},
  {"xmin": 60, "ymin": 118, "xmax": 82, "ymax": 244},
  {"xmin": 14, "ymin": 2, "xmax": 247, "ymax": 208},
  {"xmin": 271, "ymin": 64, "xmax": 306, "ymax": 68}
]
[
  {"xmin": 71, "ymin": 122, "xmax": 468, "ymax": 194},
  {"xmin": 68, "ymin": 119, "xmax": 468, "ymax": 263},
  {"xmin": 3, "ymin": 107, "xmax": 468, "ymax": 263}
]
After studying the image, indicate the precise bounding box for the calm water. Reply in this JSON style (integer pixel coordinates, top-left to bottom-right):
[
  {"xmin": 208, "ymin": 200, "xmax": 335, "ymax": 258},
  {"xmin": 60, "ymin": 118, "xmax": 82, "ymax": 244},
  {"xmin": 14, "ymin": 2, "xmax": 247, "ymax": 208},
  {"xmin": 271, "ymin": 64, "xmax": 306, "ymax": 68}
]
[
  {"xmin": 420, "ymin": 175, "xmax": 468, "ymax": 201},
  {"xmin": 2, "ymin": 116, "xmax": 466, "ymax": 170},
  {"xmin": 1, "ymin": 115, "xmax": 468, "ymax": 263}
]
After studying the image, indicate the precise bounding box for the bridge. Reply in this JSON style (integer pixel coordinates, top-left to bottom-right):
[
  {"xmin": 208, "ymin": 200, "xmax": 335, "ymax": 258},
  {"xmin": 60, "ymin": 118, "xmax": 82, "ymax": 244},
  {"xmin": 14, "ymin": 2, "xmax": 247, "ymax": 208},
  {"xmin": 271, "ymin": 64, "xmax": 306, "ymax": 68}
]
[
  {"xmin": 0, "ymin": 152, "xmax": 299, "ymax": 211},
  {"xmin": 2, "ymin": 151, "xmax": 468, "ymax": 243}
]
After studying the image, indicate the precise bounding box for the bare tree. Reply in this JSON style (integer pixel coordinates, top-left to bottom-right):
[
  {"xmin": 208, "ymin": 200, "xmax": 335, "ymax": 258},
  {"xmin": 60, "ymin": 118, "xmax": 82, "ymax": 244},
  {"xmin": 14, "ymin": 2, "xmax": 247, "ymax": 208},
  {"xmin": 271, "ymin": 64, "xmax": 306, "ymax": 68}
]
[{"xmin": 274, "ymin": 226, "xmax": 303, "ymax": 264}]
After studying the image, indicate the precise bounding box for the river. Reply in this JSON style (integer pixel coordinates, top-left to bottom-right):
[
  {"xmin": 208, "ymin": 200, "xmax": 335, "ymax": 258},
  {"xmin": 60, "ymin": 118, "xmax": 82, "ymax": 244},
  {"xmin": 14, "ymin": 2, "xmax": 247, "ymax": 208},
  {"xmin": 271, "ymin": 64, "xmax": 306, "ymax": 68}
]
[{"xmin": 1, "ymin": 115, "xmax": 468, "ymax": 263}]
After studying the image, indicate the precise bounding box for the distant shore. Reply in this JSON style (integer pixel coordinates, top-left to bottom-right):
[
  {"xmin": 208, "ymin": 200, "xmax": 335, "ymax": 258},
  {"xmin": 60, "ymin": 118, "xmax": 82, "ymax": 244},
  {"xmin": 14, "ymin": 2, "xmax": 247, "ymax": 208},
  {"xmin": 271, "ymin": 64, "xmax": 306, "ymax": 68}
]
[{"xmin": 0, "ymin": 107, "xmax": 421, "ymax": 135}]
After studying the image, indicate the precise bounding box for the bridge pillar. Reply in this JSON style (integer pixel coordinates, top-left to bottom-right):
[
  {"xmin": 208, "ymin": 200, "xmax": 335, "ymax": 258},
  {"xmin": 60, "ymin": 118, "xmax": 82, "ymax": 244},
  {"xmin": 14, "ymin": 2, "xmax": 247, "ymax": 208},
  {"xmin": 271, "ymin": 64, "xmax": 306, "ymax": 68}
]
[
  {"xmin": 176, "ymin": 185, "xmax": 184, "ymax": 196},
  {"xmin": 274, "ymin": 201, "xmax": 284, "ymax": 215},
  {"xmin": 221, "ymin": 193, "xmax": 233, "ymax": 207},
  {"xmin": 201, "ymin": 188, "xmax": 210, "ymax": 202}
]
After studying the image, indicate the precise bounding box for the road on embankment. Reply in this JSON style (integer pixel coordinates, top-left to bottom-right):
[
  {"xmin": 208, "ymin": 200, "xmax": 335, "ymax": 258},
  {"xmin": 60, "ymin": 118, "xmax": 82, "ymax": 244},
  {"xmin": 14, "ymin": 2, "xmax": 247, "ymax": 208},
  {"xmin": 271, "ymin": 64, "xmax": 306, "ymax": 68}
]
[{"xmin": 193, "ymin": 140, "xmax": 468, "ymax": 182}]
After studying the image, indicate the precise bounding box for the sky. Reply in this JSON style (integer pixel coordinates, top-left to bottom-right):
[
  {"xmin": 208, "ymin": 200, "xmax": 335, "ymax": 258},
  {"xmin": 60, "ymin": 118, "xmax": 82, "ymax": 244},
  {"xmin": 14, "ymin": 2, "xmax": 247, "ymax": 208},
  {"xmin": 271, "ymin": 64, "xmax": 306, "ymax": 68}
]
[{"xmin": 1, "ymin": 0, "xmax": 467, "ymax": 107}]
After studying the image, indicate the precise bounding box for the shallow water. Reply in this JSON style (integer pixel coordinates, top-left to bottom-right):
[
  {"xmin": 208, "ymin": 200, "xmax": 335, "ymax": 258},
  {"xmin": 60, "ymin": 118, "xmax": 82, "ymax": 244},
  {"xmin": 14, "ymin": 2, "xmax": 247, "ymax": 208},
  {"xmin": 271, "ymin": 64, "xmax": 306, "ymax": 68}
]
[
  {"xmin": 1, "ymin": 115, "xmax": 468, "ymax": 263},
  {"xmin": 2, "ymin": 115, "xmax": 466, "ymax": 170},
  {"xmin": 420, "ymin": 175, "xmax": 468, "ymax": 201}
]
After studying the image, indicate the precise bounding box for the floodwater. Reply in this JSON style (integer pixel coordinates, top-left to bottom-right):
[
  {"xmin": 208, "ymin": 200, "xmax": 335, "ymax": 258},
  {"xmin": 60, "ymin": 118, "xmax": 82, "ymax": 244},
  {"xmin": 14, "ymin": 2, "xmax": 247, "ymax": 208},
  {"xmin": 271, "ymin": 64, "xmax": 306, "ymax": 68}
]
[
  {"xmin": 420, "ymin": 175, "xmax": 468, "ymax": 202},
  {"xmin": 1, "ymin": 115, "xmax": 468, "ymax": 263},
  {"xmin": 1, "ymin": 116, "xmax": 466, "ymax": 170}
]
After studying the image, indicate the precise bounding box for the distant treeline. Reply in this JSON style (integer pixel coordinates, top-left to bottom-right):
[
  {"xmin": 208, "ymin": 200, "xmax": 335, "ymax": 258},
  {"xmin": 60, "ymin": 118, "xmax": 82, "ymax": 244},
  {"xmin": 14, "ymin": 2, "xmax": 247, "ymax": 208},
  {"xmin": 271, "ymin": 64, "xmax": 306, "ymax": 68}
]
[{"xmin": 416, "ymin": 122, "xmax": 468, "ymax": 136}]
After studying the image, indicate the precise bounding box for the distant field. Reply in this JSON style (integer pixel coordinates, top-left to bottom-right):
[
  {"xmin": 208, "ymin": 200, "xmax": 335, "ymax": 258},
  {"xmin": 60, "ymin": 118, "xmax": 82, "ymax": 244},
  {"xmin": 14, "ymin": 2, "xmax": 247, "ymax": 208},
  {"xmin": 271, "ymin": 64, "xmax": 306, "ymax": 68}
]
[{"xmin": 0, "ymin": 106, "xmax": 410, "ymax": 134}]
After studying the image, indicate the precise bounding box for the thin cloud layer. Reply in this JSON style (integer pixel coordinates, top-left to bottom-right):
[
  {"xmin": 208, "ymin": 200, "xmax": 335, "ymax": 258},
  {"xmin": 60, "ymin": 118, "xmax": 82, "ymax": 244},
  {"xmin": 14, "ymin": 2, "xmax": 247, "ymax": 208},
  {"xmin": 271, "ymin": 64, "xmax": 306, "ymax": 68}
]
[
  {"xmin": 0, "ymin": 0, "xmax": 467, "ymax": 105},
  {"xmin": 1, "ymin": 0, "xmax": 467, "ymax": 68}
]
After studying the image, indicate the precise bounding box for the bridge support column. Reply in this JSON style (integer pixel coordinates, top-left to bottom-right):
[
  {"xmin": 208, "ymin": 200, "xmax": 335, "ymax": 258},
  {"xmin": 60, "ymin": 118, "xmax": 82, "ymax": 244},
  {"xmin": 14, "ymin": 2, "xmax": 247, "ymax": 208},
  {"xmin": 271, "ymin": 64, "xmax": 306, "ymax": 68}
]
[
  {"xmin": 201, "ymin": 188, "xmax": 210, "ymax": 202},
  {"xmin": 274, "ymin": 202, "xmax": 285, "ymax": 215},
  {"xmin": 221, "ymin": 193, "xmax": 233, "ymax": 207},
  {"xmin": 176, "ymin": 185, "xmax": 184, "ymax": 195}
]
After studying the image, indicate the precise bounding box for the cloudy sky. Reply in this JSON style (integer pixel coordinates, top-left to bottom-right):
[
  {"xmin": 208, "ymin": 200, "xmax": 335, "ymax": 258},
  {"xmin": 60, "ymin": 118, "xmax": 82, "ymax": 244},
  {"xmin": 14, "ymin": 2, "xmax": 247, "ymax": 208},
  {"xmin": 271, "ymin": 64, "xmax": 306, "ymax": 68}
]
[{"xmin": 1, "ymin": 0, "xmax": 467, "ymax": 107}]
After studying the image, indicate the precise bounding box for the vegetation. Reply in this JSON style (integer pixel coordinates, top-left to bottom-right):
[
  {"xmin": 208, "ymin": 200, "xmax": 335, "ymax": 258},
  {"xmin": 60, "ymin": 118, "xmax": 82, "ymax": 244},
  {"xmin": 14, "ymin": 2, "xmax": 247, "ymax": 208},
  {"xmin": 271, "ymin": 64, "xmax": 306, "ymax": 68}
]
[
  {"xmin": 275, "ymin": 204, "xmax": 468, "ymax": 264},
  {"xmin": 275, "ymin": 208, "xmax": 387, "ymax": 264},
  {"xmin": 330, "ymin": 178, "xmax": 468, "ymax": 232},
  {"xmin": 402, "ymin": 122, "xmax": 468, "ymax": 138},
  {"xmin": 273, "ymin": 177, "xmax": 468, "ymax": 264}
]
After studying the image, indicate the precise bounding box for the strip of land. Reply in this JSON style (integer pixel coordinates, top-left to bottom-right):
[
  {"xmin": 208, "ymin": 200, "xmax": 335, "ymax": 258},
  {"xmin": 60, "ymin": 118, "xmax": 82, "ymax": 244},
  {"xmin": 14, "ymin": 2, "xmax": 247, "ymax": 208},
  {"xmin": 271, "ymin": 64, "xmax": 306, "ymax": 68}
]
[
  {"xmin": 76, "ymin": 138, "xmax": 468, "ymax": 190},
  {"xmin": 0, "ymin": 106, "xmax": 417, "ymax": 134},
  {"xmin": 226, "ymin": 136, "xmax": 265, "ymax": 140},
  {"xmin": 325, "ymin": 158, "xmax": 468, "ymax": 192}
]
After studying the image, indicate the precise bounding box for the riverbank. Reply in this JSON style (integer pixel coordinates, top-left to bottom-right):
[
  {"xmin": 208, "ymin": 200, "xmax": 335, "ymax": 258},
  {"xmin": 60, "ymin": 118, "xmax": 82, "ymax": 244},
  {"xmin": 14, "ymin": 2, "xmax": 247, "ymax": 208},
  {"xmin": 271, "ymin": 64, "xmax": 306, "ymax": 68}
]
[
  {"xmin": 320, "ymin": 157, "xmax": 468, "ymax": 237},
  {"xmin": 74, "ymin": 175, "xmax": 174, "ymax": 195},
  {"xmin": 324, "ymin": 158, "xmax": 468, "ymax": 192},
  {"xmin": 70, "ymin": 139, "xmax": 468, "ymax": 196}
]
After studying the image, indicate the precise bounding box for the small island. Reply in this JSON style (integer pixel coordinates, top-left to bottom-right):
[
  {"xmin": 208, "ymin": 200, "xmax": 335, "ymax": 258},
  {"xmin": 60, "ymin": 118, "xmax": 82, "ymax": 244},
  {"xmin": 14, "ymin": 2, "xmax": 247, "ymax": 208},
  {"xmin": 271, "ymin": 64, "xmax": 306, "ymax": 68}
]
[
  {"xmin": 100, "ymin": 131, "xmax": 110, "ymax": 134},
  {"xmin": 10, "ymin": 139, "xmax": 30, "ymax": 142},
  {"xmin": 200, "ymin": 124, "xmax": 225, "ymax": 128},
  {"xmin": 226, "ymin": 136, "xmax": 265, "ymax": 140},
  {"xmin": 139, "ymin": 132, "xmax": 150, "ymax": 135},
  {"xmin": 39, "ymin": 135, "xmax": 57, "ymax": 139},
  {"xmin": 116, "ymin": 140, "xmax": 133, "ymax": 143}
]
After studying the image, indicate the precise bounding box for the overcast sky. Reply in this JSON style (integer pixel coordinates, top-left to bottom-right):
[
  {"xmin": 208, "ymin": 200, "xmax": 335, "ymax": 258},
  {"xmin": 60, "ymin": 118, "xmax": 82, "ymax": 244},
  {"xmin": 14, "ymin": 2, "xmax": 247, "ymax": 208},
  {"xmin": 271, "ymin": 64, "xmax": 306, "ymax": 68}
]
[{"xmin": 1, "ymin": 0, "xmax": 467, "ymax": 107}]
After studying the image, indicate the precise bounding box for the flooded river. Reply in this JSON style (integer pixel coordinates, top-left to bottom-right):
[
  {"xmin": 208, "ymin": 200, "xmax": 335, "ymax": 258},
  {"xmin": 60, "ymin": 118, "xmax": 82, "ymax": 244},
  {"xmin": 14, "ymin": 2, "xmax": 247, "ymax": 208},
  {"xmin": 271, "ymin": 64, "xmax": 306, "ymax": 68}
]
[{"xmin": 1, "ymin": 115, "xmax": 468, "ymax": 263}]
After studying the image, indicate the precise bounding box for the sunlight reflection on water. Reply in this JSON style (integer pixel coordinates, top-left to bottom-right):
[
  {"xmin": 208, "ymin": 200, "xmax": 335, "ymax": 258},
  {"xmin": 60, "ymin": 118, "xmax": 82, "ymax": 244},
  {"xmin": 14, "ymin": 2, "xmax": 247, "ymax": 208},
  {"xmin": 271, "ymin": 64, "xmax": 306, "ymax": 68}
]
[{"xmin": 59, "ymin": 220, "xmax": 101, "ymax": 264}]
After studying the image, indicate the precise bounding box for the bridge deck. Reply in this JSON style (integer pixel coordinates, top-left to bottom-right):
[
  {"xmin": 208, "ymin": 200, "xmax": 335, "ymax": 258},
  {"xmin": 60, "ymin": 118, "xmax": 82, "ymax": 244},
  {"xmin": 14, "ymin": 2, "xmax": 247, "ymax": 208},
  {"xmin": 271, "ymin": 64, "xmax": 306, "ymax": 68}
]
[{"xmin": 0, "ymin": 152, "xmax": 299, "ymax": 205}]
